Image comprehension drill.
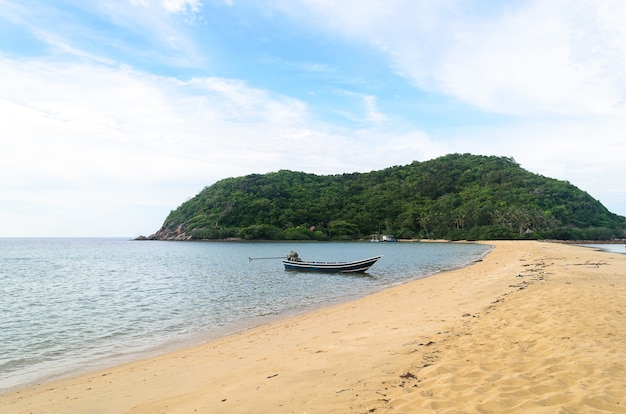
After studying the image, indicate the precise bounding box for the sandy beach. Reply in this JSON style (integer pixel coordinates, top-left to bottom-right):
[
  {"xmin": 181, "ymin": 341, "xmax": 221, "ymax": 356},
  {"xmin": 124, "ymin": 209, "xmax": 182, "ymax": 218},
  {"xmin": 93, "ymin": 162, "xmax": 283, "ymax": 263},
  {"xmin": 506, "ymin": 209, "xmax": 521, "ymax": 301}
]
[{"xmin": 2, "ymin": 240, "xmax": 625, "ymax": 413}]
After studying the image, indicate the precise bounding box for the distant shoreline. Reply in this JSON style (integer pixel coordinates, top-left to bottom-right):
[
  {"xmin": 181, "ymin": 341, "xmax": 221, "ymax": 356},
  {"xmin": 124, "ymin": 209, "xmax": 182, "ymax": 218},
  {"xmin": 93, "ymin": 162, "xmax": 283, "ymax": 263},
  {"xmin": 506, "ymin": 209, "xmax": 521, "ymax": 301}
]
[{"xmin": 135, "ymin": 234, "xmax": 626, "ymax": 244}]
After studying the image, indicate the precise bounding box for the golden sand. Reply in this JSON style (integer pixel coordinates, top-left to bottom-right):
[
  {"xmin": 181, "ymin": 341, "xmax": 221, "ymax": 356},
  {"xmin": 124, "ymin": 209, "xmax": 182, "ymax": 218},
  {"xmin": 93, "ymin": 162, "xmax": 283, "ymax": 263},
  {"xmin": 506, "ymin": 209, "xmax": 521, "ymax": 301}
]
[{"xmin": 2, "ymin": 241, "xmax": 625, "ymax": 413}]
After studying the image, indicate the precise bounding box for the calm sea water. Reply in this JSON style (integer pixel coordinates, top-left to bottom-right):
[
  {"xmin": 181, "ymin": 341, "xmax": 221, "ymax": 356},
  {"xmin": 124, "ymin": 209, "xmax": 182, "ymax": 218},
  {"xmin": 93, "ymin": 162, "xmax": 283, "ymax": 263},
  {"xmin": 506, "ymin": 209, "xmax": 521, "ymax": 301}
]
[
  {"xmin": 577, "ymin": 243, "xmax": 626, "ymax": 255},
  {"xmin": 0, "ymin": 238, "xmax": 491, "ymax": 391}
]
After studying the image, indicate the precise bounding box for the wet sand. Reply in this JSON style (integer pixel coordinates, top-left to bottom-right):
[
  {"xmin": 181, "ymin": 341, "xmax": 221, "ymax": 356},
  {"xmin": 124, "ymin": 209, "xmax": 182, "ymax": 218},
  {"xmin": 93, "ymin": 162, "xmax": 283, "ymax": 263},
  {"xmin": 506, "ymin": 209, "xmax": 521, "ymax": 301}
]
[{"xmin": 2, "ymin": 240, "xmax": 625, "ymax": 413}]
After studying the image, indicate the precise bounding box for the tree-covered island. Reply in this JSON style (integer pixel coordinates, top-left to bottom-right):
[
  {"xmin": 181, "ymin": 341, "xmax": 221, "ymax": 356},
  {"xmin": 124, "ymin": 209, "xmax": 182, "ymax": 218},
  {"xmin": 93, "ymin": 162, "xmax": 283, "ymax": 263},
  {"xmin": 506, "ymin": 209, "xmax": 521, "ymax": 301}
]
[{"xmin": 142, "ymin": 154, "xmax": 626, "ymax": 241}]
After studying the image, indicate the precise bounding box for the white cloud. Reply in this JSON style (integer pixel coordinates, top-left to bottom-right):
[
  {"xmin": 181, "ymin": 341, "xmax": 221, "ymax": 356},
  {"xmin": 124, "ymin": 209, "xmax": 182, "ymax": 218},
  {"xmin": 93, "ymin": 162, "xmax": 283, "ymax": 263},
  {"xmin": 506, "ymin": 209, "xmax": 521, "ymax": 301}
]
[
  {"xmin": 276, "ymin": 0, "xmax": 626, "ymax": 117},
  {"xmin": 129, "ymin": 0, "xmax": 201, "ymax": 14},
  {"xmin": 161, "ymin": 0, "xmax": 201, "ymax": 14},
  {"xmin": 330, "ymin": 90, "xmax": 388, "ymax": 127},
  {"xmin": 435, "ymin": 1, "xmax": 626, "ymax": 115},
  {"xmin": 1, "ymin": 1, "xmax": 205, "ymax": 69},
  {"xmin": 363, "ymin": 95, "xmax": 387, "ymax": 126},
  {"xmin": 0, "ymin": 57, "xmax": 318, "ymax": 179}
]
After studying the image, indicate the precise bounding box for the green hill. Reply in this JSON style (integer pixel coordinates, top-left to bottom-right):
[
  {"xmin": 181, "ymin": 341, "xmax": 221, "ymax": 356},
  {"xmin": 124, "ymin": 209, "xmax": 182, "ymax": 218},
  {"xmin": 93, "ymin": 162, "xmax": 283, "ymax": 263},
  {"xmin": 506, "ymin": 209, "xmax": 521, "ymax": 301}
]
[{"xmin": 145, "ymin": 154, "xmax": 626, "ymax": 241}]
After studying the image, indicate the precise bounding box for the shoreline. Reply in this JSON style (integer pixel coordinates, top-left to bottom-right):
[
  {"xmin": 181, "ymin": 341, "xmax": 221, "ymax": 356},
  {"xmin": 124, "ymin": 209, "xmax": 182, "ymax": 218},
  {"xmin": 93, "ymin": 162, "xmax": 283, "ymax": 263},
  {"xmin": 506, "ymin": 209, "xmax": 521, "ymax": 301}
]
[
  {"xmin": 2, "ymin": 240, "xmax": 626, "ymax": 413},
  {"xmin": 0, "ymin": 240, "xmax": 493, "ymax": 395},
  {"xmin": 0, "ymin": 240, "xmax": 491, "ymax": 394}
]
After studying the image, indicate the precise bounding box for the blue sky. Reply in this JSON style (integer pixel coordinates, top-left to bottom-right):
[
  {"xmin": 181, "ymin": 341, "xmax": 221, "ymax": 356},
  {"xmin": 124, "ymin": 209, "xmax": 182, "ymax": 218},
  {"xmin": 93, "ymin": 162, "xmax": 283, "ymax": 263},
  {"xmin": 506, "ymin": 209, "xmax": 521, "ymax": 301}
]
[{"xmin": 1, "ymin": 0, "xmax": 625, "ymax": 237}]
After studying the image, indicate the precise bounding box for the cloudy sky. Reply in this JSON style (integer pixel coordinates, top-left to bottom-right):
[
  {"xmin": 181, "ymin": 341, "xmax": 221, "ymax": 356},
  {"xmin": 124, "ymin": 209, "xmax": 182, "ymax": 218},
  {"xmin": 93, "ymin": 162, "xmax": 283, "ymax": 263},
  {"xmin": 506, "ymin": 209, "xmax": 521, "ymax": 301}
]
[{"xmin": 1, "ymin": 0, "xmax": 625, "ymax": 237}]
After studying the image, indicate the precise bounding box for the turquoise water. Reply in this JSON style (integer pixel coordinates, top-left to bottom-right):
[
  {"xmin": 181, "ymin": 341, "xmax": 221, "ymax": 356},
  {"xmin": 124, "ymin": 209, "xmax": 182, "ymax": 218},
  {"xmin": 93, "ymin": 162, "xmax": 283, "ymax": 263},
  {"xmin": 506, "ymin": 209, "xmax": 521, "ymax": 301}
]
[{"xmin": 0, "ymin": 238, "xmax": 491, "ymax": 391}]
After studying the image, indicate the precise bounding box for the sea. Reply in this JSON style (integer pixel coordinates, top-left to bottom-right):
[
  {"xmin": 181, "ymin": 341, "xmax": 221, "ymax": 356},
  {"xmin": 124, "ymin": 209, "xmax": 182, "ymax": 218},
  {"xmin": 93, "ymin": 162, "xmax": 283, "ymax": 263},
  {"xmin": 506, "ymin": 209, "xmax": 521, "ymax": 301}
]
[
  {"xmin": 576, "ymin": 243, "xmax": 626, "ymax": 255},
  {"xmin": 0, "ymin": 238, "xmax": 492, "ymax": 392}
]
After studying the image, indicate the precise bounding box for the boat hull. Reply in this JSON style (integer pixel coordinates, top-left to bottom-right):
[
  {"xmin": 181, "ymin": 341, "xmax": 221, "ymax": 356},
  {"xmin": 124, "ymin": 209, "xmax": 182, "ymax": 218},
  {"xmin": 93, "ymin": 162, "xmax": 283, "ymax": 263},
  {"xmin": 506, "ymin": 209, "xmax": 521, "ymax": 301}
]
[{"xmin": 282, "ymin": 255, "xmax": 382, "ymax": 273}]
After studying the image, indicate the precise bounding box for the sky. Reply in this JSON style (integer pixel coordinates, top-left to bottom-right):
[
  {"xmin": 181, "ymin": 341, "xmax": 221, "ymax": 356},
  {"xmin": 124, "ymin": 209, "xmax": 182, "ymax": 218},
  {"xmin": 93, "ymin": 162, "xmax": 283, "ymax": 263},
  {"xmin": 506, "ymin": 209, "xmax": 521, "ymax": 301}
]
[{"xmin": 1, "ymin": 0, "xmax": 626, "ymax": 237}]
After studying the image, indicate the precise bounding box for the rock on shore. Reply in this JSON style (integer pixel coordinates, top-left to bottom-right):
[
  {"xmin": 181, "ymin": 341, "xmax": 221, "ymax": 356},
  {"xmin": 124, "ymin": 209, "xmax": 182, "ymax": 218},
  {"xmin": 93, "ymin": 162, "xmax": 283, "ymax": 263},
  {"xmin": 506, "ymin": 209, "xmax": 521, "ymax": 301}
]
[{"xmin": 135, "ymin": 224, "xmax": 191, "ymax": 241}]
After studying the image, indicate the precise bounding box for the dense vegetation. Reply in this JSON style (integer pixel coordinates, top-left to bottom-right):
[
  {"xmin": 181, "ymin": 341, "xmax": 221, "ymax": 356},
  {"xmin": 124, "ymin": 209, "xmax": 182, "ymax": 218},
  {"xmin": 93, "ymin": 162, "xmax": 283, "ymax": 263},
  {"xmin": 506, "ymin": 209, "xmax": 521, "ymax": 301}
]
[{"xmin": 151, "ymin": 154, "xmax": 626, "ymax": 241}]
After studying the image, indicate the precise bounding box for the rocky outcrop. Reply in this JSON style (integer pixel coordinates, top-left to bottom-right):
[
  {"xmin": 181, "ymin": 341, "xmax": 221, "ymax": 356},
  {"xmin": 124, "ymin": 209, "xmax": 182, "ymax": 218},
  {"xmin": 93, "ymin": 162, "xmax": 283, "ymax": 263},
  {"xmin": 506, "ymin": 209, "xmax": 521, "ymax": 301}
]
[{"xmin": 136, "ymin": 224, "xmax": 192, "ymax": 241}]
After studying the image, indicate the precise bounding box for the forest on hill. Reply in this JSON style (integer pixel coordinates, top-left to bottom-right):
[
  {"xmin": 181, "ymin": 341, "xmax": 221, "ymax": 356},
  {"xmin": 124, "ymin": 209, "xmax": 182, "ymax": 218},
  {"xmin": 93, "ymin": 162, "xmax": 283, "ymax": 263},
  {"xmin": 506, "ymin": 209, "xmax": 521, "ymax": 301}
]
[{"xmin": 147, "ymin": 154, "xmax": 626, "ymax": 241}]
